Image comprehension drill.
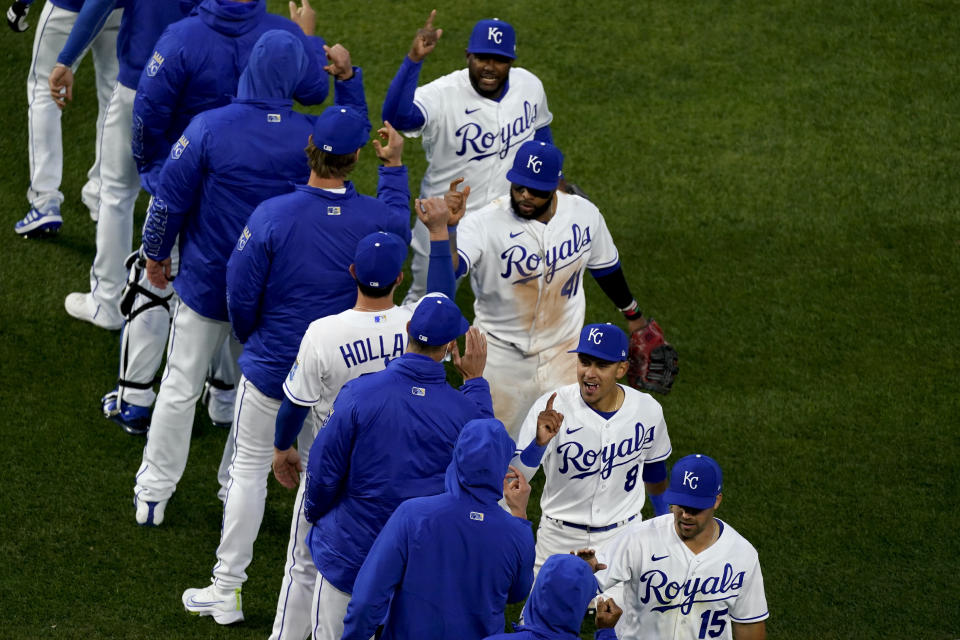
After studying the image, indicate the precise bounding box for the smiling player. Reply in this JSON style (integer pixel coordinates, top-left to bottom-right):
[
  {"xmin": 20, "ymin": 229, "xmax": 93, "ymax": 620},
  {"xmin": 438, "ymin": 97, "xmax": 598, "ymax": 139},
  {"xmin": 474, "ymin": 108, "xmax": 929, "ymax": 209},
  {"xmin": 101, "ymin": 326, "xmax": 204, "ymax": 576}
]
[
  {"xmin": 511, "ymin": 323, "xmax": 671, "ymax": 579},
  {"xmin": 382, "ymin": 12, "xmax": 555, "ymax": 304}
]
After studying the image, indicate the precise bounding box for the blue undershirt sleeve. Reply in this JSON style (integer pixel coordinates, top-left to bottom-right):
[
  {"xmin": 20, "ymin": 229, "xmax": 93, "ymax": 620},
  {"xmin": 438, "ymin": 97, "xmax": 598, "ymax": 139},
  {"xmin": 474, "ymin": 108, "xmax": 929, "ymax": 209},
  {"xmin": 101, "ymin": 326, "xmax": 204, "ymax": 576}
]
[
  {"xmin": 425, "ymin": 240, "xmax": 456, "ymax": 300},
  {"xmin": 519, "ymin": 440, "xmax": 547, "ymax": 468},
  {"xmin": 274, "ymin": 397, "xmax": 310, "ymax": 450},
  {"xmin": 381, "ymin": 56, "xmax": 426, "ymax": 131},
  {"xmin": 57, "ymin": 0, "xmax": 117, "ymax": 67},
  {"xmin": 642, "ymin": 460, "xmax": 667, "ymax": 483},
  {"xmin": 533, "ymin": 124, "xmax": 554, "ymax": 144}
]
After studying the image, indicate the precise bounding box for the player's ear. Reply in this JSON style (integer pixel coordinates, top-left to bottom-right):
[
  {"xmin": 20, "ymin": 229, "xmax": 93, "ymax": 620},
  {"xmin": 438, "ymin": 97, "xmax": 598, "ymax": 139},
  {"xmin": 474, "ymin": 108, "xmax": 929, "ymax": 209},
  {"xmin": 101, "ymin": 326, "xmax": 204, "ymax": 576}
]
[
  {"xmin": 616, "ymin": 360, "xmax": 629, "ymax": 379},
  {"xmin": 713, "ymin": 494, "xmax": 723, "ymax": 511},
  {"xmin": 349, "ymin": 264, "xmax": 357, "ymax": 279},
  {"xmin": 394, "ymin": 271, "xmax": 404, "ymax": 286}
]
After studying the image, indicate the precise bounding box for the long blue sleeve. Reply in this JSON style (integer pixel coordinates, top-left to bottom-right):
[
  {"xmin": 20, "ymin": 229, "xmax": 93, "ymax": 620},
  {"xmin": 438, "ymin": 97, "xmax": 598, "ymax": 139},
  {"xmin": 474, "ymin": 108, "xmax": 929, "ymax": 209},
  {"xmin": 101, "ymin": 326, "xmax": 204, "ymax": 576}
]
[
  {"xmin": 275, "ymin": 397, "xmax": 310, "ymax": 450},
  {"xmin": 425, "ymin": 240, "xmax": 455, "ymax": 300},
  {"xmin": 131, "ymin": 28, "xmax": 187, "ymax": 191},
  {"xmin": 56, "ymin": 0, "xmax": 117, "ymax": 66},
  {"xmin": 340, "ymin": 506, "xmax": 410, "ymax": 640},
  {"xmin": 140, "ymin": 117, "xmax": 208, "ymax": 260},
  {"xmin": 225, "ymin": 209, "xmax": 271, "ymax": 344},
  {"xmin": 533, "ymin": 124, "xmax": 554, "ymax": 144},
  {"xmin": 303, "ymin": 388, "xmax": 357, "ymax": 523},
  {"xmin": 381, "ymin": 56, "xmax": 425, "ymax": 131},
  {"xmin": 459, "ymin": 377, "xmax": 494, "ymax": 418}
]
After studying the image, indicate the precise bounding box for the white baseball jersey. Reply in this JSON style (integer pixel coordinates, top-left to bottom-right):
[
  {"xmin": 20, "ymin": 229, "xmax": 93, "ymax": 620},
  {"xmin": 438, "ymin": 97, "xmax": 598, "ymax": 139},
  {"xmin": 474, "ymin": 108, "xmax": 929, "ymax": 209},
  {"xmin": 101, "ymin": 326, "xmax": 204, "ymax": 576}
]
[
  {"xmin": 596, "ymin": 514, "xmax": 769, "ymax": 640},
  {"xmin": 283, "ymin": 298, "xmax": 436, "ymax": 428},
  {"xmin": 457, "ymin": 191, "xmax": 620, "ymax": 354},
  {"xmin": 515, "ymin": 384, "xmax": 671, "ymax": 526},
  {"xmin": 410, "ymin": 67, "xmax": 553, "ymax": 212}
]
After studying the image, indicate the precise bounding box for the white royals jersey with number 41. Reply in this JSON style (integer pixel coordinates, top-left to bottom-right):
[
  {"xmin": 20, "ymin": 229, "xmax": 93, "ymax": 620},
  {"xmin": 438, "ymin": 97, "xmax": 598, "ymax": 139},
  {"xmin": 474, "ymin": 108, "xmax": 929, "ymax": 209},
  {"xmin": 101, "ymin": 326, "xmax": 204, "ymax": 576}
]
[
  {"xmin": 283, "ymin": 294, "xmax": 442, "ymax": 428},
  {"xmin": 410, "ymin": 67, "xmax": 553, "ymax": 212},
  {"xmin": 516, "ymin": 383, "xmax": 671, "ymax": 526},
  {"xmin": 457, "ymin": 191, "xmax": 620, "ymax": 354},
  {"xmin": 596, "ymin": 514, "xmax": 769, "ymax": 640}
]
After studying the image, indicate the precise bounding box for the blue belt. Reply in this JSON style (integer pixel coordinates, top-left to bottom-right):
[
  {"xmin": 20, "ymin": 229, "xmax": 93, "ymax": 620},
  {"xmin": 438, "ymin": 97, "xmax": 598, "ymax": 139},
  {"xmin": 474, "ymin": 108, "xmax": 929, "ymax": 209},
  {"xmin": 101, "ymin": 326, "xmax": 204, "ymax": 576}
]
[{"xmin": 546, "ymin": 514, "xmax": 637, "ymax": 533}]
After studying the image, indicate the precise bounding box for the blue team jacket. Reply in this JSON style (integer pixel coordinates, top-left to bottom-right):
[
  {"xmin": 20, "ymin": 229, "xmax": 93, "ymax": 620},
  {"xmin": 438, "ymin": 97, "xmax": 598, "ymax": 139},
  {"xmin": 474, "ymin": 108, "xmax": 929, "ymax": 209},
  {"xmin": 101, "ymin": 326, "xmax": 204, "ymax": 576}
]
[
  {"xmin": 303, "ymin": 354, "xmax": 496, "ymax": 596},
  {"xmin": 225, "ymin": 173, "xmax": 412, "ymax": 400},
  {"xmin": 140, "ymin": 31, "xmax": 364, "ymax": 323},
  {"xmin": 483, "ymin": 554, "xmax": 616, "ymax": 640},
  {"xmin": 341, "ymin": 418, "xmax": 535, "ymax": 640},
  {"xmin": 132, "ymin": 0, "xmax": 330, "ymax": 193}
]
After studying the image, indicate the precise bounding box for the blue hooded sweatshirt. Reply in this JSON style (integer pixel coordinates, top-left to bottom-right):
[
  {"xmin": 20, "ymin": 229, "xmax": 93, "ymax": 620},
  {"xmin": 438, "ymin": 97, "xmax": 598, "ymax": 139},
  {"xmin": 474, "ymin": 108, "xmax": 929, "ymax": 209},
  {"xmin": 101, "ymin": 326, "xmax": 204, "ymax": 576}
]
[
  {"xmin": 484, "ymin": 554, "xmax": 617, "ymax": 640},
  {"xmin": 132, "ymin": 0, "xmax": 330, "ymax": 193},
  {"xmin": 139, "ymin": 30, "xmax": 362, "ymax": 323},
  {"xmin": 341, "ymin": 418, "xmax": 535, "ymax": 640}
]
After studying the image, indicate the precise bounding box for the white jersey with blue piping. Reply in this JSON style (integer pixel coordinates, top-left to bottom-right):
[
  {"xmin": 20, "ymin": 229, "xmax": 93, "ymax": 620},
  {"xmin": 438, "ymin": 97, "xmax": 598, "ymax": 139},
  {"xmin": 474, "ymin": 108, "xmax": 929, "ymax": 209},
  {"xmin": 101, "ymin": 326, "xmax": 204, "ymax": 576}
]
[
  {"xmin": 410, "ymin": 67, "xmax": 552, "ymax": 211},
  {"xmin": 456, "ymin": 190, "xmax": 620, "ymax": 354},
  {"xmin": 515, "ymin": 383, "xmax": 671, "ymax": 526},
  {"xmin": 596, "ymin": 514, "xmax": 769, "ymax": 640}
]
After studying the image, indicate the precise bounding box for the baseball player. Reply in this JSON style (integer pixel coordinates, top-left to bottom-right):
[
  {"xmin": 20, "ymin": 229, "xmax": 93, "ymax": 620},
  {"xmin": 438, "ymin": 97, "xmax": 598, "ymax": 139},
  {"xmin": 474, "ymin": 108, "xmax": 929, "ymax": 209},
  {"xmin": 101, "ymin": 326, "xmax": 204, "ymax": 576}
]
[
  {"xmin": 58, "ymin": 0, "xmax": 322, "ymax": 330},
  {"xmin": 11, "ymin": 0, "xmax": 122, "ymax": 238},
  {"xmin": 382, "ymin": 12, "xmax": 556, "ymax": 304},
  {"xmin": 512, "ymin": 323, "xmax": 671, "ymax": 583},
  {"xmin": 101, "ymin": 0, "xmax": 338, "ymax": 432},
  {"xmin": 582, "ymin": 454, "xmax": 770, "ymax": 640},
  {"xmin": 267, "ymin": 205, "xmax": 458, "ymax": 640},
  {"xmin": 130, "ymin": 31, "xmax": 363, "ymax": 527},
  {"xmin": 179, "ymin": 101, "xmax": 412, "ymax": 623},
  {"xmin": 299, "ymin": 298, "xmax": 493, "ymax": 640},
  {"xmin": 483, "ymin": 554, "xmax": 623, "ymax": 640},
  {"xmin": 341, "ymin": 418, "xmax": 535, "ymax": 640},
  {"xmin": 450, "ymin": 140, "xmax": 653, "ymax": 439}
]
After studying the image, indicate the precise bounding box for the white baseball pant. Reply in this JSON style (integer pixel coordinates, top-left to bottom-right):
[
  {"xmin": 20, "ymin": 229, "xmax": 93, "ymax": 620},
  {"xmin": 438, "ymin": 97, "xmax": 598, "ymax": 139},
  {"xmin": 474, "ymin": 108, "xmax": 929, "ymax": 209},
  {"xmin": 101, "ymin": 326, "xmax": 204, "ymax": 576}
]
[
  {"xmin": 211, "ymin": 376, "xmax": 313, "ymax": 594},
  {"xmin": 311, "ymin": 573, "xmax": 353, "ymax": 640},
  {"xmin": 26, "ymin": 2, "xmax": 121, "ymax": 213},
  {"xmin": 270, "ymin": 423, "xmax": 322, "ymax": 640},
  {"xmin": 87, "ymin": 81, "xmax": 139, "ymax": 326},
  {"xmin": 484, "ymin": 332, "xmax": 579, "ymax": 441},
  {"xmin": 134, "ymin": 299, "xmax": 241, "ymax": 504},
  {"xmin": 533, "ymin": 516, "xmax": 625, "ymax": 606}
]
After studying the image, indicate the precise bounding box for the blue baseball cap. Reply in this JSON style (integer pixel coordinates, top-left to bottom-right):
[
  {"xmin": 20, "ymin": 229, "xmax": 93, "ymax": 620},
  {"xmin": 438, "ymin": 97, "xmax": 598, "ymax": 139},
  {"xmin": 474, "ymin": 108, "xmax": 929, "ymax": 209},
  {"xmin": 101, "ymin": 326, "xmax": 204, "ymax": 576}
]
[
  {"xmin": 569, "ymin": 323, "xmax": 629, "ymax": 362},
  {"xmin": 467, "ymin": 19, "xmax": 516, "ymax": 59},
  {"xmin": 505, "ymin": 141, "xmax": 563, "ymax": 192},
  {"xmin": 661, "ymin": 454, "xmax": 724, "ymax": 510},
  {"xmin": 408, "ymin": 295, "xmax": 470, "ymax": 346},
  {"xmin": 312, "ymin": 105, "xmax": 371, "ymax": 154},
  {"xmin": 353, "ymin": 232, "xmax": 407, "ymax": 288}
]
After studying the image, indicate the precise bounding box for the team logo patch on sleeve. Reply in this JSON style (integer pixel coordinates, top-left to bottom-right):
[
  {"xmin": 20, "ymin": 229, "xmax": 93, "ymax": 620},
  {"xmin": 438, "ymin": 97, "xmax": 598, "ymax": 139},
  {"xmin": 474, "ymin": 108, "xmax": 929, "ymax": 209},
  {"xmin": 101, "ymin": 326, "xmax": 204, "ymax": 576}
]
[
  {"xmin": 146, "ymin": 51, "xmax": 164, "ymax": 77},
  {"xmin": 411, "ymin": 386, "xmax": 426, "ymax": 397},
  {"xmin": 171, "ymin": 135, "xmax": 189, "ymax": 160},
  {"xmin": 267, "ymin": 113, "xmax": 281, "ymax": 123},
  {"xmin": 469, "ymin": 512, "xmax": 485, "ymax": 521},
  {"xmin": 327, "ymin": 206, "xmax": 341, "ymax": 216},
  {"xmin": 236, "ymin": 226, "xmax": 251, "ymax": 251}
]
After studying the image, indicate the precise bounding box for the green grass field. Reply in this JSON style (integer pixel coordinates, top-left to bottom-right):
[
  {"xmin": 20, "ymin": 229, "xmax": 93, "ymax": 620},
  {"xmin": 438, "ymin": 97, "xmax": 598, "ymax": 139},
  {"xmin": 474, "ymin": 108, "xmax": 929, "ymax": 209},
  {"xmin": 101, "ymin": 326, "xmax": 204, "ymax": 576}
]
[{"xmin": 1, "ymin": 1, "xmax": 958, "ymax": 638}]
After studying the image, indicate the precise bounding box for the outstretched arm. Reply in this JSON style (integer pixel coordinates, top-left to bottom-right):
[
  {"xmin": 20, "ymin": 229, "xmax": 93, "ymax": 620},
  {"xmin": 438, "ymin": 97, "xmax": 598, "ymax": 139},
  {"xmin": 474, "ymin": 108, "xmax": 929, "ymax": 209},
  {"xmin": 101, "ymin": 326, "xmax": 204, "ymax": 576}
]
[{"xmin": 381, "ymin": 11, "xmax": 441, "ymax": 131}]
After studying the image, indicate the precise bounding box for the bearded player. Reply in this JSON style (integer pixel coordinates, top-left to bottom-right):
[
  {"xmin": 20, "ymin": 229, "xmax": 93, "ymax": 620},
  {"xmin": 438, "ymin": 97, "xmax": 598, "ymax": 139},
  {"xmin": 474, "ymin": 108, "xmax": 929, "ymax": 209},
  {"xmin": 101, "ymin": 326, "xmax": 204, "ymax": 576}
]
[
  {"xmin": 512, "ymin": 323, "xmax": 671, "ymax": 581},
  {"xmin": 382, "ymin": 12, "xmax": 555, "ymax": 304},
  {"xmin": 450, "ymin": 140, "xmax": 655, "ymax": 440},
  {"xmin": 581, "ymin": 454, "xmax": 769, "ymax": 640}
]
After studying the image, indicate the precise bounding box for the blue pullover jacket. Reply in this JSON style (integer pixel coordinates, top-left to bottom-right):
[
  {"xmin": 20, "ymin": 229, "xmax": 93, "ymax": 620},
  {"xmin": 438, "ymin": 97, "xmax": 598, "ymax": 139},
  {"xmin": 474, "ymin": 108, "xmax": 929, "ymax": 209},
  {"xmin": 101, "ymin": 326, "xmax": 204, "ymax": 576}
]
[
  {"xmin": 342, "ymin": 418, "xmax": 535, "ymax": 640},
  {"xmin": 304, "ymin": 354, "xmax": 495, "ymax": 595},
  {"xmin": 132, "ymin": 0, "xmax": 330, "ymax": 193}
]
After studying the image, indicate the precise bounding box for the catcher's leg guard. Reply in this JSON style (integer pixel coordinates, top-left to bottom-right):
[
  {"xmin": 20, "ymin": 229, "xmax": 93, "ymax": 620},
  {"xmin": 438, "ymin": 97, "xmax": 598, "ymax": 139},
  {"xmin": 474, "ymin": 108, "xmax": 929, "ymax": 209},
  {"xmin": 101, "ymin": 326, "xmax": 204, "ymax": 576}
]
[{"xmin": 112, "ymin": 247, "xmax": 178, "ymax": 408}]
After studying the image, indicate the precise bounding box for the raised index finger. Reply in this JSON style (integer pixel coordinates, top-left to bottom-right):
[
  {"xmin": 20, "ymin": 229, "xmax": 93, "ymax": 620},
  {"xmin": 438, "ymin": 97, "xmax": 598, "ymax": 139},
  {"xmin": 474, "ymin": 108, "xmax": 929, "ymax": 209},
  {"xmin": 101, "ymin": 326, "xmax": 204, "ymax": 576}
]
[
  {"xmin": 423, "ymin": 9, "xmax": 436, "ymax": 29},
  {"xmin": 545, "ymin": 391, "xmax": 557, "ymax": 412}
]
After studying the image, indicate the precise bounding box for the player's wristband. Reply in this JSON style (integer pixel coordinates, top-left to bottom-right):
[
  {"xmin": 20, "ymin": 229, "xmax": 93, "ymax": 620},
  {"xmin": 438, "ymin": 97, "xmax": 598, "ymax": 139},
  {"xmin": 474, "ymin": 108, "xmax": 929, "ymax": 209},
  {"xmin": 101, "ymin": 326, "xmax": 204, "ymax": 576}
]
[
  {"xmin": 447, "ymin": 225, "xmax": 457, "ymax": 233},
  {"xmin": 649, "ymin": 492, "xmax": 669, "ymax": 517},
  {"xmin": 620, "ymin": 299, "xmax": 643, "ymax": 321}
]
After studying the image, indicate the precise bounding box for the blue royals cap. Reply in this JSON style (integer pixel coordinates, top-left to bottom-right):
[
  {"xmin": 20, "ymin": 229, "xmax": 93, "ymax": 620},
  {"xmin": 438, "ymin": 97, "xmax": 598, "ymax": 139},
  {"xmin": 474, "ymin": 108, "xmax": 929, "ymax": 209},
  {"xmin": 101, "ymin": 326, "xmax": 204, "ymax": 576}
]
[
  {"xmin": 312, "ymin": 105, "xmax": 371, "ymax": 154},
  {"xmin": 569, "ymin": 323, "xmax": 629, "ymax": 362},
  {"xmin": 353, "ymin": 232, "xmax": 407, "ymax": 288},
  {"xmin": 661, "ymin": 454, "xmax": 724, "ymax": 510},
  {"xmin": 408, "ymin": 296, "xmax": 470, "ymax": 346},
  {"xmin": 467, "ymin": 18, "xmax": 516, "ymax": 59},
  {"xmin": 505, "ymin": 140, "xmax": 563, "ymax": 192}
]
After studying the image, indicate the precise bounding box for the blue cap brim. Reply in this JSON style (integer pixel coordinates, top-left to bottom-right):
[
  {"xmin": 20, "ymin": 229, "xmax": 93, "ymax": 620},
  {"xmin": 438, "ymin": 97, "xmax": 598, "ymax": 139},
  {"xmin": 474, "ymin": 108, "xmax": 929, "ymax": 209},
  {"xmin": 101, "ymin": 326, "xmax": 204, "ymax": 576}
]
[
  {"xmin": 661, "ymin": 489, "xmax": 718, "ymax": 510},
  {"xmin": 505, "ymin": 168, "xmax": 558, "ymax": 192}
]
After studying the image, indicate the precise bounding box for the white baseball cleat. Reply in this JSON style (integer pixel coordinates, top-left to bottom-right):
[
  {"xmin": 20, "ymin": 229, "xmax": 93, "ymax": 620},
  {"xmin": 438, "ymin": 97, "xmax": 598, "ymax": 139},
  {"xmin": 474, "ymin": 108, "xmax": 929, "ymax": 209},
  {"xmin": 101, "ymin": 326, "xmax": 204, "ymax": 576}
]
[
  {"xmin": 182, "ymin": 581, "xmax": 244, "ymax": 625},
  {"xmin": 134, "ymin": 497, "xmax": 167, "ymax": 526},
  {"xmin": 64, "ymin": 292, "xmax": 122, "ymax": 330}
]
